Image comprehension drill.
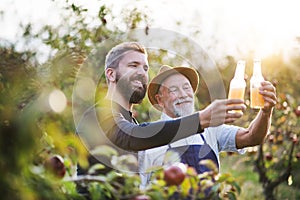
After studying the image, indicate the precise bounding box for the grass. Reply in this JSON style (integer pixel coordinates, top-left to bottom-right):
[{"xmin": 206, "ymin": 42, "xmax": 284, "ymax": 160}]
[
  {"xmin": 220, "ymin": 152, "xmax": 300, "ymax": 200},
  {"xmin": 220, "ymin": 153, "xmax": 263, "ymax": 200}
]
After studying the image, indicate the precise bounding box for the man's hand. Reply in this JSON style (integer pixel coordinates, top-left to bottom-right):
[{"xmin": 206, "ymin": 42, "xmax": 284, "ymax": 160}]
[
  {"xmin": 259, "ymin": 81, "xmax": 277, "ymax": 114},
  {"xmin": 235, "ymin": 81, "xmax": 277, "ymax": 148},
  {"xmin": 199, "ymin": 99, "xmax": 246, "ymax": 128}
]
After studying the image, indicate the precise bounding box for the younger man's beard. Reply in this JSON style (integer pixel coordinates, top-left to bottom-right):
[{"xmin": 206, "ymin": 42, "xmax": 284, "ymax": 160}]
[{"xmin": 115, "ymin": 72, "xmax": 147, "ymax": 104}]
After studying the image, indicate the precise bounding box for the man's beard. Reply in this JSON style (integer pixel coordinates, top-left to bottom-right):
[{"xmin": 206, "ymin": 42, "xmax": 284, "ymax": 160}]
[
  {"xmin": 172, "ymin": 98, "xmax": 194, "ymax": 117},
  {"xmin": 115, "ymin": 72, "xmax": 147, "ymax": 104}
]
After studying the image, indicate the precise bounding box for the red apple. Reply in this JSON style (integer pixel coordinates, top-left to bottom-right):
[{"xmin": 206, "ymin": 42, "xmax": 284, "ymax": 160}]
[
  {"xmin": 163, "ymin": 164, "xmax": 186, "ymax": 186},
  {"xmin": 44, "ymin": 155, "xmax": 66, "ymax": 178},
  {"xmin": 294, "ymin": 106, "xmax": 300, "ymax": 117},
  {"xmin": 292, "ymin": 137, "xmax": 299, "ymax": 145},
  {"xmin": 296, "ymin": 152, "xmax": 300, "ymax": 160},
  {"xmin": 265, "ymin": 152, "xmax": 273, "ymax": 161},
  {"xmin": 268, "ymin": 135, "xmax": 275, "ymax": 143}
]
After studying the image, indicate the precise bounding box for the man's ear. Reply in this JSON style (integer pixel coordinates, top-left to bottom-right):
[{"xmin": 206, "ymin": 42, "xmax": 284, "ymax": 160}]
[
  {"xmin": 105, "ymin": 68, "xmax": 116, "ymax": 82},
  {"xmin": 155, "ymin": 94, "xmax": 164, "ymax": 109}
]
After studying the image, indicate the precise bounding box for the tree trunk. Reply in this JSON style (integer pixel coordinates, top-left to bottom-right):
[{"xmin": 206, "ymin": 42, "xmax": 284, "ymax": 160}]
[{"xmin": 264, "ymin": 185, "xmax": 275, "ymax": 200}]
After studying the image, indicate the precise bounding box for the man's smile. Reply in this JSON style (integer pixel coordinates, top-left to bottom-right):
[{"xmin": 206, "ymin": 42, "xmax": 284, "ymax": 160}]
[
  {"xmin": 132, "ymin": 80, "xmax": 144, "ymax": 88},
  {"xmin": 175, "ymin": 100, "xmax": 192, "ymax": 106}
]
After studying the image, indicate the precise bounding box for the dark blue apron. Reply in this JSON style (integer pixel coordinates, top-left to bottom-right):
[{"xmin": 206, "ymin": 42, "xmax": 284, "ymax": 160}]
[
  {"xmin": 165, "ymin": 134, "xmax": 219, "ymax": 199},
  {"xmin": 166, "ymin": 134, "xmax": 219, "ymax": 173}
]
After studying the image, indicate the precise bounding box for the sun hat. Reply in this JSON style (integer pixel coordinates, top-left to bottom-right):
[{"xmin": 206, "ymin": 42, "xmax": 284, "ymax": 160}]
[{"xmin": 148, "ymin": 65, "xmax": 199, "ymax": 110}]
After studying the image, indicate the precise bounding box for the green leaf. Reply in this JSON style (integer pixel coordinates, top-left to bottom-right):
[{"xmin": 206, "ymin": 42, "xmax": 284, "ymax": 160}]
[
  {"xmin": 216, "ymin": 173, "xmax": 231, "ymax": 182},
  {"xmin": 227, "ymin": 191, "xmax": 237, "ymax": 200},
  {"xmin": 199, "ymin": 159, "xmax": 218, "ymax": 174},
  {"xmin": 88, "ymin": 163, "xmax": 106, "ymax": 174},
  {"xmin": 90, "ymin": 145, "xmax": 118, "ymax": 157},
  {"xmin": 232, "ymin": 182, "xmax": 241, "ymax": 194}
]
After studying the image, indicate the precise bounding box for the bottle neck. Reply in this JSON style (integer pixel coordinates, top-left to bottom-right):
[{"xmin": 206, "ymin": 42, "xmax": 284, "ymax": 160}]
[
  {"xmin": 253, "ymin": 60, "xmax": 262, "ymax": 77},
  {"xmin": 234, "ymin": 60, "xmax": 245, "ymax": 79}
]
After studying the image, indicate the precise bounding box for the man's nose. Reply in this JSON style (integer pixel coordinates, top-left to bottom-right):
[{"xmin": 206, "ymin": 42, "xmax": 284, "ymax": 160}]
[
  {"xmin": 136, "ymin": 66, "xmax": 147, "ymax": 76},
  {"xmin": 177, "ymin": 88, "xmax": 188, "ymax": 98}
]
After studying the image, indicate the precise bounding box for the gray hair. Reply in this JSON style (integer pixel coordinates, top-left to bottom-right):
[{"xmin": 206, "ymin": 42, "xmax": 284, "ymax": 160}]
[{"xmin": 105, "ymin": 42, "xmax": 147, "ymax": 69}]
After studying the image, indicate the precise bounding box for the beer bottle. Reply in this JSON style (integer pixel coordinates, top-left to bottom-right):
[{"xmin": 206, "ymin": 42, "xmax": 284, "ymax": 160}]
[
  {"xmin": 228, "ymin": 60, "xmax": 246, "ymax": 112},
  {"xmin": 250, "ymin": 59, "xmax": 265, "ymax": 108}
]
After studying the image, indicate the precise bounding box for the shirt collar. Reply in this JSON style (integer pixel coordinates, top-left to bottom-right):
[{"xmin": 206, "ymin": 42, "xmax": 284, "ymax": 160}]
[
  {"xmin": 160, "ymin": 112, "xmax": 173, "ymax": 120},
  {"xmin": 98, "ymin": 99, "xmax": 134, "ymax": 122}
]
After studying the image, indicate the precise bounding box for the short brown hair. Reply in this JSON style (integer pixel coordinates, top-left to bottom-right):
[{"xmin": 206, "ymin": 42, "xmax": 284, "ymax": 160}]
[{"xmin": 105, "ymin": 42, "xmax": 147, "ymax": 69}]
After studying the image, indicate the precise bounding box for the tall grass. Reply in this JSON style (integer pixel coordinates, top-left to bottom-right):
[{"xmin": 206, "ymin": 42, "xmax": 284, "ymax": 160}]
[{"xmin": 220, "ymin": 152, "xmax": 300, "ymax": 200}]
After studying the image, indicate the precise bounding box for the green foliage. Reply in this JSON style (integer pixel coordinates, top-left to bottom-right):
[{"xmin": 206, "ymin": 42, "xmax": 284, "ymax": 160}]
[
  {"xmin": 143, "ymin": 159, "xmax": 240, "ymax": 200},
  {"xmin": 219, "ymin": 55, "xmax": 300, "ymax": 199},
  {"xmin": 1, "ymin": 0, "xmax": 300, "ymax": 200},
  {"xmin": 254, "ymin": 72, "xmax": 300, "ymax": 199}
]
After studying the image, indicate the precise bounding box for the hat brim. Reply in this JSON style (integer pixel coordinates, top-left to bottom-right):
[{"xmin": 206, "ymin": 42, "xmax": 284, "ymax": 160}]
[{"xmin": 148, "ymin": 67, "xmax": 199, "ymax": 111}]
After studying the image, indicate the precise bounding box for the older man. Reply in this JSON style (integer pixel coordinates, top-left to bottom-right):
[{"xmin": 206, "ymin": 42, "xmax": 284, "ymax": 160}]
[{"xmin": 138, "ymin": 65, "xmax": 277, "ymax": 188}]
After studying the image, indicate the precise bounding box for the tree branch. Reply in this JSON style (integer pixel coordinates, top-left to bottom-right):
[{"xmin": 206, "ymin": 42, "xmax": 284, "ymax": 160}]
[
  {"xmin": 64, "ymin": 175, "xmax": 106, "ymax": 183},
  {"xmin": 268, "ymin": 141, "xmax": 295, "ymax": 189}
]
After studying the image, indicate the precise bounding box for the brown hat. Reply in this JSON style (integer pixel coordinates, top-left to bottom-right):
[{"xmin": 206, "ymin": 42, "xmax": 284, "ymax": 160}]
[{"xmin": 148, "ymin": 65, "xmax": 199, "ymax": 110}]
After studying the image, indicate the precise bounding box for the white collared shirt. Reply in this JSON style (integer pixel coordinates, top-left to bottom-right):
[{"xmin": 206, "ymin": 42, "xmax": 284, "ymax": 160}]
[{"xmin": 138, "ymin": 113, "xmax": 243, "ymax": 189}]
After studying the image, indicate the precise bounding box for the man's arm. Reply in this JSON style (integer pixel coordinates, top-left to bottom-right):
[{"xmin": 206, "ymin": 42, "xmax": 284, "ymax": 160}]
[
  {"xmin": 100, "ymin": 99, "xmax": 246, "ymax": 152},
  {"xmin": 105, "ymin": 112, "xmax": 202, "ymax": 151},
  {"xmin": 236, "ymin": 81, "xmax": 277, "ymax": 149}
]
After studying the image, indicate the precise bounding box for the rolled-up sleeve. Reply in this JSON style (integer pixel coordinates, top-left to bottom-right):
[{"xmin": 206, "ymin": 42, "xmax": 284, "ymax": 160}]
[{"xmin": 206, "ymin": 125, "xmax": 245, "ymax": 154}]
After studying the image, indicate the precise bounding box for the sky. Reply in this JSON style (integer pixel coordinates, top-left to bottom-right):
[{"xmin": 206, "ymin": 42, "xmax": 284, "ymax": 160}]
[{"xmin": 1, "ymin": 0, "xmax": 300, "ymax": 63}]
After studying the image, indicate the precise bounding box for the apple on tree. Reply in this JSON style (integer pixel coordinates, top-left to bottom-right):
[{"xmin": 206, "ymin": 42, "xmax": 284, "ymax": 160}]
[
  {"xmin": 294, "ymin": 106, "xmax": 300, "ymax": 117},
  {"xmin": 44, "ymin": 154, "xmax": 66, "ymax": 178},
  {"xmin": 163, "ymin": 163, "xmax": 187, "ymax": 186},
  {"xmin": 265, "ymin": 152, "xmax": 273, "ymax": 161}
]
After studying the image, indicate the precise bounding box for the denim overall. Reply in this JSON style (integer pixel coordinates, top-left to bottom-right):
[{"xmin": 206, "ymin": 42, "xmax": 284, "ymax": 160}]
[
  {"xmin": 166, "ymin": 134, "xmax": 219, "ymax": 199},
  {"xmin": 166, "ymin": 134, "xmax": 219, "ymax": 173}
]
